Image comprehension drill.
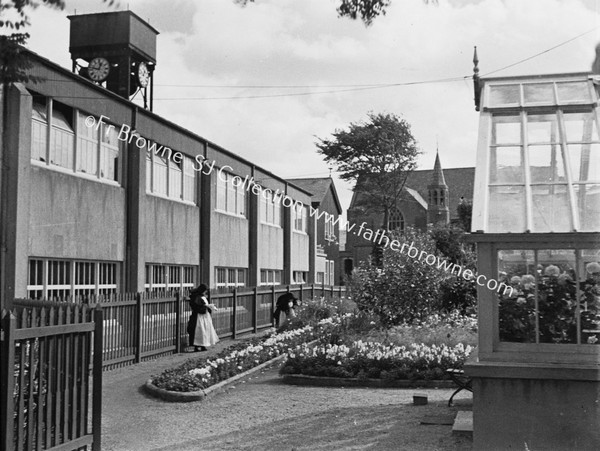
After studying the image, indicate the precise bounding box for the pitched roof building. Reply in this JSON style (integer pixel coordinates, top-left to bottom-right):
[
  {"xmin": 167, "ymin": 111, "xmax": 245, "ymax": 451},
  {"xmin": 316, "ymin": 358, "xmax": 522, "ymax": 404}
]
[{"xmin": 343, "ymin": 156, "xmax": 474, "ymax": 271}]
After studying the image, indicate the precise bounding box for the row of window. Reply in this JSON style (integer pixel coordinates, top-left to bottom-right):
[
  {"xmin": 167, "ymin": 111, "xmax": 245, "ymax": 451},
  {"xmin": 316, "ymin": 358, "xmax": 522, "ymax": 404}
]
[
  {"xmin": 27, "ymin": 259, "xmax": 199, "ymax": 299},
  {"xmin": 216, "ymin": 172, "xmax": 247, "ymax": 216},
  {"xmin": 316, "ymin": 260, "xmax": 336, "ymax": 285},
  {"xmin": 292, "ymin": 205, "xmax": 307, "ymax": 233},
  {"xmin": 28, "ymin": 258, "xmax": 119, "ymax": 300},
  {"xmin": 145, "ymin": 150, "xmax": 197, "ymax": 203},
  {"xmin": 215, "ymin": 267, "xmax": 247, "ymax": 288},
  {"xmin": 26, "ymin": 258, "xmax": 334, "ymax": 298},
  {"xmin": 260, "ymin": 191, "xmax": 282, "ymax": 226},
  {"xmin": 293, "ymin": 271, "xmax": 308, "ymax": 284},
  {"xmin": 260, "ymin": 269, "xmax": 283, "ymax": 286},
  {"xmin": 32, "ymin": 98, "xmax": 121, "ymax": 183},
  {"xmin": 144, "ymin": 264, "xmax": 196, "ymax": 292}
]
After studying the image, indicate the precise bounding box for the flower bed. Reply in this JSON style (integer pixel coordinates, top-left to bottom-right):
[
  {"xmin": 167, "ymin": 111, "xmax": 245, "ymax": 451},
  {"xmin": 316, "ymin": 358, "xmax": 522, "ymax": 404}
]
[
  {"xmin": 151, "ymin": 322, "xmax": 329, "ymax": 392},
  {"xmin": 280, "ymin": 340, "xmax": 473, "ymax": 381}
]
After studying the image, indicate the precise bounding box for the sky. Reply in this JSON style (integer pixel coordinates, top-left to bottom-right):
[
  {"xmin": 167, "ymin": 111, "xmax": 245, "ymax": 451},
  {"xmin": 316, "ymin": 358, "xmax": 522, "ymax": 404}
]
[{"xmin": 22, "ymin": 0, "xmax": 600, "ymax": 215}]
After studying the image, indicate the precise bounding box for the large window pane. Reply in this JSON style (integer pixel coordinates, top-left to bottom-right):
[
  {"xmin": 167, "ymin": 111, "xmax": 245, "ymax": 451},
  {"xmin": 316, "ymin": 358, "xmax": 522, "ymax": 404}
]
[
  {"xmin": 537, "ymin": 250, "xmax": 577, "ymax": 344},
  {"xmin": 498, "ymin": 250, "xmax": 536, "ymax": 343},
  {"xmin": 153, "ymin": 155, "xmax": 168, "ymax": 195},
  {"xmin": 563, "ymin": 111, "xmax": 598, "ymax": 143},
  {"xmin": 32, "ymin": 120, "xmax": 48, "ymax": 162},
  {"xmin": 216, "ymin": 173, "xmax": 227, "ymax": 211},
  {"xmin": 490, "ymin": 146, "xmax": 523, "ymax": 183},
  {"xmin": 531, "ymin": 185, "xmax": 571, "ymax": 232},
  {"xmin": 567, "ymin": 144, "xmax": 600, "ymax": 182},
  {"xmin": 100, "ymin": 122, "xmax": 119, "ymax": 181},
  {"xmin": 168, "ymin": 160, "xmax": 182, "ymax": 199},
  {"xmin": 556, "ymin": 81, "xmax": 592, "ymax": 104},
  {"xmin": 528, "ymin": 144, "xmax": 565, "ymax": 183},
  {"xmin": 489, "ymin": 85, "xmax": 520, "ymax": 107},
  {"xmin": 492, "ymin": 116, "xmax": 521, "ymax": 145},
  {"xmin": 183, "ymin": 157, "xmax": 196, "ymax": 203},
  {"xmin": 580, "ymin": 249, "xmax": 600, "ymax": 345},
  {"xmin": 488, "ymin": 186, "xmax": 526, "ymax": 232},
  {"xmin": 574, "ymin": 184, "xmax": 600, "ymax": 232},
  {"xmin": 527, "ymin": 114, "xmax": 558, "ymax": 144},
  {"xmin": 523, "ymin": 83, "xmax": 554, "ymax": 105}
]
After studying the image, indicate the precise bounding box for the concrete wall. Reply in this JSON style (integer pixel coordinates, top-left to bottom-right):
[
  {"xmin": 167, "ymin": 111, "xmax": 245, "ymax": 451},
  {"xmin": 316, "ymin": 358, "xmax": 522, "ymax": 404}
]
[
  {"xmin": 472, "ymin": 375, "xmax": 600, "ymax": 451},
  {"xmin": 29, "ymin": 167, "xmax": 126, "ymax": 261},
  {"xmin": 258, "ymin": 224, "xmax": 283, "ymax": 269},
  {"xmin": 291, "ymin": 231, "xmax": 309, "ymax": 272},
  {"xmin": 142, "ymin": 195, "xmax": 199, "ymax": 264}
]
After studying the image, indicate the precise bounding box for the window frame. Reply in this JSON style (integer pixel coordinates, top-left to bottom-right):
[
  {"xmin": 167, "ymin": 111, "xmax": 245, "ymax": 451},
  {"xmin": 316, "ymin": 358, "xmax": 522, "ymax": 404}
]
[
  {"xmin": 27, "ymin": 258, "xmax": 120, "ymax": 300},
  {"xmin": 215, "ymin": 170, "xmax": 247, "ymax": 217},
  {"xmin": 476, "ymin": 76, "xmax": 600, "ymax": 233},
  {"xmin": 30, "ymin": 96, "xmax": 123, "ymax": 186},
  {"xmin": 146, "ymin": 147, "xmax": 197, "ymax": 204},
  {"xmin": 144, "ymin": 263, "xmax": 196, "ymax": 292}
]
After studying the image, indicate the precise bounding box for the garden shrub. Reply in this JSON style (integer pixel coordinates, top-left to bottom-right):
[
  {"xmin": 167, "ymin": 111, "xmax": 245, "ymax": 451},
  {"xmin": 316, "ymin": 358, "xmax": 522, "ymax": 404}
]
[
  {"xmin": 350, "ymin": 227, "xmax": 445, "ymax": 326},
  {"xmin": 429, "ymin": 223, "xmax": 478, "ymax": 314}
]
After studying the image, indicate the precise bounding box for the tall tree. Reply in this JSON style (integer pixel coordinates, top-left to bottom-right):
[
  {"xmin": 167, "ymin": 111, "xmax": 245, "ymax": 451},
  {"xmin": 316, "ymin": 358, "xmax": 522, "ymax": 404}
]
[
  {"xmin": 235, "ymin": 0, "xmax": 437, "ymax": 26},
  {"xmin": 0, "ymin": 0, "xmax": 114, "ymax": 83},
  {"xmin": 316, "ymin": 112, "xmax": 419, "ymax": 229}
]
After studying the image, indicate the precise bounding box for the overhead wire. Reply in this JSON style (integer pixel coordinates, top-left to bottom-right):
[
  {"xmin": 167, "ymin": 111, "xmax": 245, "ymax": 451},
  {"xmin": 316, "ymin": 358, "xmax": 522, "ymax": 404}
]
[{"xmin": 30, "ymin": 25, "xmax": 599, "ymax": 102}]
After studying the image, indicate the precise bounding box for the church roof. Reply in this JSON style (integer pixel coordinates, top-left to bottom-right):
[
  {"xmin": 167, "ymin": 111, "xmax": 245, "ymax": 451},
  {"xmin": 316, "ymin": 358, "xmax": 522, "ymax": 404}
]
[
  {"xmin": 286, "ymin": 177, "xmax": 343, "ymax": 214},
  {"xmin": 349, "ymin": 167, "xmax": 475, "ymax": 219}
]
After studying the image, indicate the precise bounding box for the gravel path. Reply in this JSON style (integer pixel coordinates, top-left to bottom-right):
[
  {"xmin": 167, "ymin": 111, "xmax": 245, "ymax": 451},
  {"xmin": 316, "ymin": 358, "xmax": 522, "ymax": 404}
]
[{"xmin": 101, "ymin": 338, "xmax": 473, "ymax": 451}]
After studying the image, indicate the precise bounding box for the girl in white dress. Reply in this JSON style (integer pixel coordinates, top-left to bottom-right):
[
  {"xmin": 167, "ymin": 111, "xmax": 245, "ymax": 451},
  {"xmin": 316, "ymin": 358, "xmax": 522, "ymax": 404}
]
[{"xmin": 189, "ymin": 284, "xmax": 219, "ymax": 351}]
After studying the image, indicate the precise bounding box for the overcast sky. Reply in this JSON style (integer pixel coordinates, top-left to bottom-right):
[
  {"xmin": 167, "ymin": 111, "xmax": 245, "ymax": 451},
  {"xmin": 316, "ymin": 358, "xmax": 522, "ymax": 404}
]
[{"xmin": 24, "ymin": 0, "xmax": 600, "ymax": 213}]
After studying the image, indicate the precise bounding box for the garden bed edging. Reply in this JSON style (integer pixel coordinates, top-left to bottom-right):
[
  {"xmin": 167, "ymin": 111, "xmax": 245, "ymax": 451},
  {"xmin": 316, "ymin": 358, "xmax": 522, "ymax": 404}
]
[
  {"xmin": 281, "ymin": 374, "xmax": 457, "ymax": 389},
  {"xmin": 144, "ymin": 352, "xmax": 289, "ymax": 402}
]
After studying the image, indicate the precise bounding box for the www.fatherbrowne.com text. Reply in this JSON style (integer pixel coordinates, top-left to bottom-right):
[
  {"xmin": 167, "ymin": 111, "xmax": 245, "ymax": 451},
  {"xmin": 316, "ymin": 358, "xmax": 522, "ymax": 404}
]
[{"xmin": 85, "ymin": 114, "xmax": 511, "ymax": 297}]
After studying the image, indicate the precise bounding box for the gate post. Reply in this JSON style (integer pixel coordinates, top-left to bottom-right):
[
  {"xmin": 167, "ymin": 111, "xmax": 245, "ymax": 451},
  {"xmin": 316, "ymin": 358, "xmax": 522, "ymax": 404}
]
[
  {"xmin": 232, "ymin": 289, "xmax": 237, "ymax": 340},
  {"xmin": 135, "ymin": 293, "xmax": 143, "ymax": 363},
  {"xmin": 92, "ymin": 306, "xmax": 103, "ymax": 451},
  {"xmin": 0, "ymin": 311, "xmax": 16, "ymax": 451},
  {"xmin": 175, "ymin": 291, "xmax": 181, "ymax": 354},
  {"xmin": 253, "ymin": 287, "xmax": 258, "ymax": 333}
]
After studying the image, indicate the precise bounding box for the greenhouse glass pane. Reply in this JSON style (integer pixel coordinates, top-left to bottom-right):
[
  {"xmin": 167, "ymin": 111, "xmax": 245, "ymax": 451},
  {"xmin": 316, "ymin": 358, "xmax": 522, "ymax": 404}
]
[
  {"xmin": 556, "ymin": 81, "xmax": 591, "ymax": 104},
  {"xmin": 537, "ymin": 249, "xmax": 577, "ymax": 344},
  {"xmin": 563, "ymin": 111, "xmax": 599, "ymax": 143},
  {"xmin": 567, "ymin": 144, "xmax": 600, "ymax": 182},
  {"xmin": 488, "ymin": 186, "xmax": 526, "ymax": 232},
  {"xmin": 498, "ymin": 249, "xmax": 536, "ymax": 343},
  {"xmin": 492, "ymin": 116, "xmax": 521, "ymax": 145},
  {"xmin": 531, "ymin": 185, "xmax": 571, "ymax": 232},
  {"xmin": 489, "ymin": 85, "xmax": 520, "ymax": 107},
  {"xmin": 490, "ymin": 146, "xmax": 523, "ymax": 183},
  {"xmin": 574, "ymin": 184, "xmax": 600, "ymax": 232},
  {"xmin": 579, "ymin": 248, "xmax": 600, "ymax": 345},
  {"xmin": 523, "ymin": 83, "xmax": 554, "ymax": 104},
  {"xmin": 528, "ymin": 144, "xmax": 566, "ymax": 183},
  {"xmin": 527, "ymin": 114, "xmax": 558, "ymax": 144}
]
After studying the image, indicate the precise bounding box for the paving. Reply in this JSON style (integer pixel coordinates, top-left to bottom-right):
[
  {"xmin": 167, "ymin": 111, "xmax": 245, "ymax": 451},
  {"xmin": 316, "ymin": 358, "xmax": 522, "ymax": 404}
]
[{"xmin": 101, "ymin": 336, "xmax": 473, "ymax": 451}]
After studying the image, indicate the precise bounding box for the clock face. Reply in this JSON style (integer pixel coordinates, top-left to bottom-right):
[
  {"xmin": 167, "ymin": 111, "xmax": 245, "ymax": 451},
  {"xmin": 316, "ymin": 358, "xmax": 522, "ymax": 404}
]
[
  {"xmin": 137, "ymin": 62, "xmax": 150, "ymax": 88},
  {"xmin": 87, "ymin": 57, "xmax": 110, "ymax": 82}
]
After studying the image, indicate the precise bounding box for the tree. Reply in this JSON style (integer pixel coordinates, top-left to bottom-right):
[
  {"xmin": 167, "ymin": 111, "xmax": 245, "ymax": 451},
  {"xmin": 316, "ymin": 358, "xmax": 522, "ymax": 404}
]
[
  {"xmin": 0, "ymin": 0, "xmax": 114, "ymax": 83},
  {"xmin": 316, "ymin": 112, "xmax": 419, "ymax": 230},
  {"xmin": 235, "ymin": 0, "xmax": 437, "ymax": 26}
]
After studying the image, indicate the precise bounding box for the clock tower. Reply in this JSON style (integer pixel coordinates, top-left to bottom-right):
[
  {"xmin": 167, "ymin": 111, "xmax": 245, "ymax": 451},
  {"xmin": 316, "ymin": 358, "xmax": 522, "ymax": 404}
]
[{"xmin": 68, "ymin": 11, "xmax": 159, "ymax": 110}]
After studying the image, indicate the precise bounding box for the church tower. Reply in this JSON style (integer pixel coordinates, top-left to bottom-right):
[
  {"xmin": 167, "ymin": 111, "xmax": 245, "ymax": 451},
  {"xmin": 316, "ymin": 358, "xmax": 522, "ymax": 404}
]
[{"xmin": 427, "ymin": 151, "xmax": 450, "ymax": 225}]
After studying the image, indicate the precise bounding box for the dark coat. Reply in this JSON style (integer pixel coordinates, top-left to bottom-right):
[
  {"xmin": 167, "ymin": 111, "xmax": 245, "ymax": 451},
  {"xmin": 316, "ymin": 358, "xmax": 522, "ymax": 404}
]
[
  {"xmin": 273, "ymin": 292, "xmax": 298, "ymax": 326},
  {"xmin": 187, "ymin": 292, "xmax": 211, "ymax": 346}
]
